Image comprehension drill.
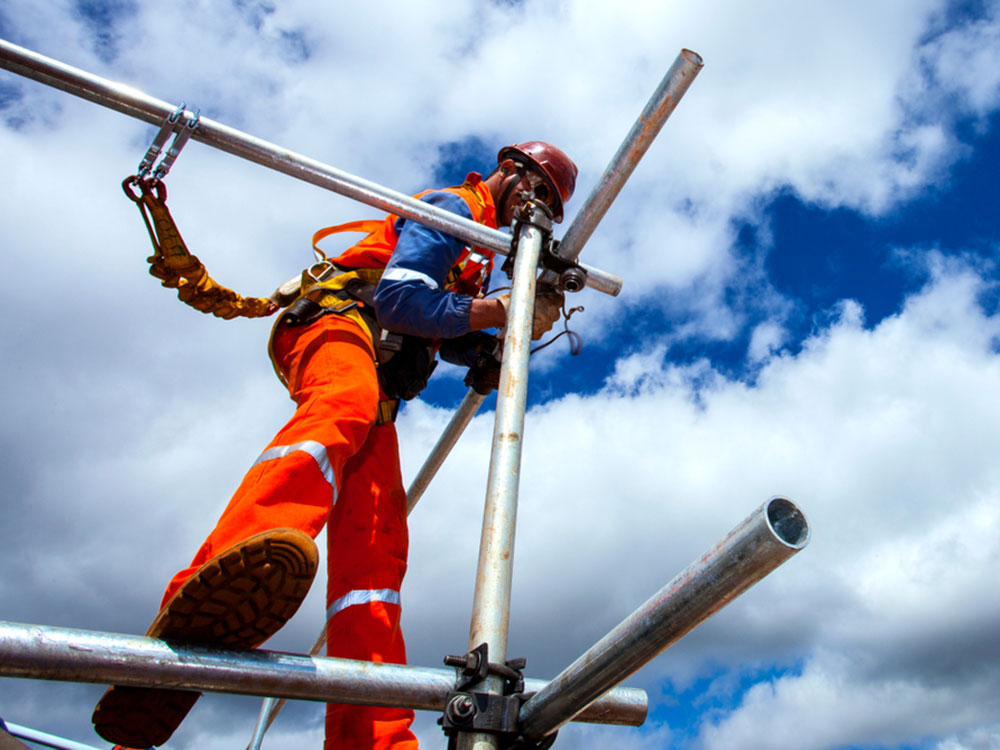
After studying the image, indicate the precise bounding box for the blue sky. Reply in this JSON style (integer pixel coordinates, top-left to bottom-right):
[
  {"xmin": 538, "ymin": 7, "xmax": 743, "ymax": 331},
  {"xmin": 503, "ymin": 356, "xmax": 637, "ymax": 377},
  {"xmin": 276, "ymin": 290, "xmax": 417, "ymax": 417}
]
[{"xmin": 2, "ymin": 2, "xmax": 1000, "ymax": 750}]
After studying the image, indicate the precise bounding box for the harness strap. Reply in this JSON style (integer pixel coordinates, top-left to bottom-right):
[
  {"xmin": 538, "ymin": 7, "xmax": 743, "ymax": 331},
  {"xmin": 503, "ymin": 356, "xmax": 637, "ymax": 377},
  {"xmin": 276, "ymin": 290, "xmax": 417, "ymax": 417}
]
[{"xmin": 312, "ymin": 221, "xmax": 384, "ymax": 260}]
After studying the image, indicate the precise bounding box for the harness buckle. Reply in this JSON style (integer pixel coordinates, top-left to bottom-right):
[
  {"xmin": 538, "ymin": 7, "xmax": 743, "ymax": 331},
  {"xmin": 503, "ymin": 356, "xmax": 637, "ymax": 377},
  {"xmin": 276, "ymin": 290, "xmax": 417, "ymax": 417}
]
[{"xmin": 306, "ymin": 260, "xmax": 336, "ymax": 285}]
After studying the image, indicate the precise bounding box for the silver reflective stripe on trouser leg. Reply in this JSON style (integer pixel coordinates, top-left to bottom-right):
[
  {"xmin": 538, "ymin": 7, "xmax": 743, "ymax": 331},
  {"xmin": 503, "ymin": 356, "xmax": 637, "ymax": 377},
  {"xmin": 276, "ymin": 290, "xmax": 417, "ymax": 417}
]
[
  {"xmin": 326, "ymin": 588, "xmax": 401, "ymax": 620},
  {"xmin": 251, "ymin": 440, "xmax": 338, "ymax": 504}
]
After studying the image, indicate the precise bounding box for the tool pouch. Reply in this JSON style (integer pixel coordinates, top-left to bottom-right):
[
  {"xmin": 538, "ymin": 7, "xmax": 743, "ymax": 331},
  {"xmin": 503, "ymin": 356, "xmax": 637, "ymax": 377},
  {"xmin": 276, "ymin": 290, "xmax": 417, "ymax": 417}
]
[
  {"xmin": 281, "ymin": 296, "xmax": 331, "ymax": 327},
  {"xmin": 377, "ymin": 336, "xmax": 438, "ymax": 401}
]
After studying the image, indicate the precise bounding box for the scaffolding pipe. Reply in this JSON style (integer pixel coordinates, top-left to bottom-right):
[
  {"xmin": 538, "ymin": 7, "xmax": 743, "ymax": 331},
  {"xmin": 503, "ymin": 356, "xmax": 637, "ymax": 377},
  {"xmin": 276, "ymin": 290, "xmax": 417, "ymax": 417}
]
[
  {"xmin": 1, "ymin": 721, "xmax": 101, "ymax": 750},
  {"xmin": 245, "ymin": 621, "xmax": 329, "ymax": 750},
  {"xmin": 0, "ymin": 621, "xmax": 646, "ymax": 727},
  {"xmin": 457, "ymin": 206, "xmax": 547, "ymax": 750},
  {"xmin": 0, "ymin": 38, "xmax": 622, "ymax": 296},
  {"xmin": 553, "ymin": 49, "xmax": 704, "ymax": 266},
  {"xmin": 407, "ymin": 388, "xmax": 487, "ymax": 514},
  {"xmin": 518, "ymin": 496, "xmax": 810, "ymax": 740}
]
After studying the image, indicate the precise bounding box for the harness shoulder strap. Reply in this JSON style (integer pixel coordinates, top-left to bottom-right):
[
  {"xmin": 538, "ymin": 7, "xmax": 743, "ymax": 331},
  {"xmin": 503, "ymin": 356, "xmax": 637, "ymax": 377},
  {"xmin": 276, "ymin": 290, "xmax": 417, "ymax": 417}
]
[{"xmin": 312, "ymin": 220, "xmax": 384, "ymax": 259}]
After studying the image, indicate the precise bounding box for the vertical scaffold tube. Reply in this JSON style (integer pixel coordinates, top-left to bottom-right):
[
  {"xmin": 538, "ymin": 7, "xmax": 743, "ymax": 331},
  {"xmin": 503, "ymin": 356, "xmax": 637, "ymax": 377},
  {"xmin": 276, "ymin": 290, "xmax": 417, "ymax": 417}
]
[{"xmin": 457, "ymin": 206, "xmax": 548, "ymax": 750}]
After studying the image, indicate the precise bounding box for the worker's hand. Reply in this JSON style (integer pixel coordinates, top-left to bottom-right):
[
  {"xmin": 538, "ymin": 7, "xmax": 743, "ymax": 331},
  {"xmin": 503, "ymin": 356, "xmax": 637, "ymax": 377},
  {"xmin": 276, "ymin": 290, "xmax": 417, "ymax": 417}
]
[
  {"xmin": 495, "ymin": 290, "xmax": 563, "ymax": 340},
  {"xmin": 531, "ymin": 290, "xmax": 563, "ymax": 340},
  {"xmin": 461, "ymin": 332, "xmax": 503, "ymax": 394},
  {"xmin": 465, "ymin": 361, "xmax": 502, "ymax": 394}
]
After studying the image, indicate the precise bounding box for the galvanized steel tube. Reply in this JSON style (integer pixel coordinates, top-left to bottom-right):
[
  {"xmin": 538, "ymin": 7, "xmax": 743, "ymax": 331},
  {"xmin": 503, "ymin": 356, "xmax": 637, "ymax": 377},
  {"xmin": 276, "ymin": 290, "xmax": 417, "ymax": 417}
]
[
  {"xmin": 406, "ymin": 388, "xmax": 487, "ymax": 514},
  {"xmin": 554, "ymin": 49, "xmax": 704, "ymax": 265},
  {"xmin": 2, "ymin": 721, "xmax": 102, "ymax": 750},
  {"xmin": 246, "ymin": 616, "xmax": 328, "ymax": 750},
  {"xmin": 0, "ymin": 39, "xmax": 622, "ymax": 296},
  {"xmin": 246, "ymin": 696, "xmax": 278, "ymax": 750},
  {"xmin": 518, "ymin": 496, "xmax": 810, "ymax": 740},
  {"xmin": 457, "ymin": 208, "xmax": 547, "ymax": 750},
  {"xmin": 0, "ymin": 621, "xmax": 644, "ymax": 726}
]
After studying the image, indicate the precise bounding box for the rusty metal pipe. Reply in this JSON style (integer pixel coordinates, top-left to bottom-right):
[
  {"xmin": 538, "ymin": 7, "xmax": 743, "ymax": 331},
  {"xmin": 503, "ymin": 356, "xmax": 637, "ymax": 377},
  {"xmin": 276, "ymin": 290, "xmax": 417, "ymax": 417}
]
[
  {"xmin": 518, "ymin": 496, "xmax": 809, "ymax": 740},
  {"xmin": 554, "ymin": 49, "xmax": 703, "ymax": 266},
  {"xmin": 0, "ymin": 621, "xmax": 645, "ymax": 727},
  {"xmin": 0, "ymin": 38, "xmax": 623, "ymax": 296},
  {"xmin": 456, "ymin": 207, "xmax": 547, "ymax": 750}
]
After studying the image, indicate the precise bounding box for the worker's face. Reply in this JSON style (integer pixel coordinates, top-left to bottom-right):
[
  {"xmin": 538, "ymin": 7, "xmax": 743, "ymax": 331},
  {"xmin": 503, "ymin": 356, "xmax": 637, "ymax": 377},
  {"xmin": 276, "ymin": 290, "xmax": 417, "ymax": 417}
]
[{"xmin": 499, "ymin": 167, "xmax": 555, "ymax": 225}]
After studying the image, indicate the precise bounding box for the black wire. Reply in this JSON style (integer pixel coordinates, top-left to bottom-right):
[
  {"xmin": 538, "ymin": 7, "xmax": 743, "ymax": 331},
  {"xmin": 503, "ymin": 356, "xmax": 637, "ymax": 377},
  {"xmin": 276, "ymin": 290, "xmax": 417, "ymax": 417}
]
[{"xmin": 530, "ymin": 301, "xmax": 584, "ymax": 356}]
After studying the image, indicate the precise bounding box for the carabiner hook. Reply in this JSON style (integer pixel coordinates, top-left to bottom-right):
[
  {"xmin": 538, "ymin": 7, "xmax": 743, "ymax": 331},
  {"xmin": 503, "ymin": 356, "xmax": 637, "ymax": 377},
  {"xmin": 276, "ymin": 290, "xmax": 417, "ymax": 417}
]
[
  {"xmin": 136, "ymin": 103, "xmax": 186, "ymax": 179},
  {"xmin": 152, "ymin": 107, "xmax": 200, "ymax": 181}
]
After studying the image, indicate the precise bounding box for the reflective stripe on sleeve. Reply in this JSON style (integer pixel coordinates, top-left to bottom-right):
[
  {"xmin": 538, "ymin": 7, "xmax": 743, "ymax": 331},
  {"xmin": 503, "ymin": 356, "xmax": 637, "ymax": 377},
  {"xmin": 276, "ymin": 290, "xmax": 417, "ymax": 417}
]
[
  {"xmin": 326, "ymin": 588, "xmax": 401, "ymax": 620},
  {"xmin": 252, "ymin": 440, "xmax": 337, "ymax": 501},
  {"xmin": 381, "ymin": 267, "xmax": 439, "ymax": 289}
]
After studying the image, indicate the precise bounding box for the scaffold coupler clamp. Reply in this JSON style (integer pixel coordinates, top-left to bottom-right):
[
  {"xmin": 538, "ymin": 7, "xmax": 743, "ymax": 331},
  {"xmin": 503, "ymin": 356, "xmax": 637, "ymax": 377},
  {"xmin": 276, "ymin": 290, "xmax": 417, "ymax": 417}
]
[
  {"xmin": 134, "ymin": 101, "xmax": 201, "ymax": 185},
  {"xmin": 503, "ymin": 201, "xmax": 587, "ymax": 293},
  {"xmin": 502, "ymin": 200, "xmax": 554, "ymax": 281},
  {"xmin": 440, "ymin": 643, "xmax": 557, "ymax": 749},
  {"xmin": 541, "ymin": 238, "xmax": 589, "ymax": 293}
]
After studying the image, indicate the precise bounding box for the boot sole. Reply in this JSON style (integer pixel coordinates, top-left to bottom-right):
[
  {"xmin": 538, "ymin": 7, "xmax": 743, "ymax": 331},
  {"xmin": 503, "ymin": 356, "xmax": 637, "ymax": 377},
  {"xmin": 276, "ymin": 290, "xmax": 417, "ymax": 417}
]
[{"xmin": 93, "ymin": 528, "xmax": 318, "ymax": 748}]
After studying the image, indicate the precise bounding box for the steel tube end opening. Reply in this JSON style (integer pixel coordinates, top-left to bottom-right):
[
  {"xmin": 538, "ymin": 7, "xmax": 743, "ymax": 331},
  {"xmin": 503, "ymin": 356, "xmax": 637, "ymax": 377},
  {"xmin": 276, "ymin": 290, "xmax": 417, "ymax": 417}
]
[
  {"xmin": 681, "ymin": 49, "xmax": 704, "ymax": 67},
  {"xmin": 764, "ymin": 496, "xmax": 810, "ymax": 549}
]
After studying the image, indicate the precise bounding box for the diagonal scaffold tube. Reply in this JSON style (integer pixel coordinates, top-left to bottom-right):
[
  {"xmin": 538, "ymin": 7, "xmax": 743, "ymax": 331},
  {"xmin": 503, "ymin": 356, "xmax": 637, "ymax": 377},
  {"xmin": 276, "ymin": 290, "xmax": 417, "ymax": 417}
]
[{"xmin": 519, "ymin": 497, "xmax": 810, "ymax": 741}]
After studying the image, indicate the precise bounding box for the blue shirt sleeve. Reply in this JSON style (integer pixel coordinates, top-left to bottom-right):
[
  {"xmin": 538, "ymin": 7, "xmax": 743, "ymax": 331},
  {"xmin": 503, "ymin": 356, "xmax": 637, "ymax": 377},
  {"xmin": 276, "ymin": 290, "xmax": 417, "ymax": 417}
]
[{"xmin": 373, "ymin": 191, "xmax": 477, "ymax": 339}]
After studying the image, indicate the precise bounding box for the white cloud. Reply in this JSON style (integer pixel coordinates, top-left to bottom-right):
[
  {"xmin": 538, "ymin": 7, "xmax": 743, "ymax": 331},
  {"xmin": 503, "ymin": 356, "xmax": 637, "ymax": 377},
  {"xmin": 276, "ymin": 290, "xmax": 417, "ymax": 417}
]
[
  {"xmin": 937, "ymin": 724, "xmax": 1000, "ymax": 750},
  {"xmin": 748, "ymin": 320, "xmax": 786, "ymax": 363}
]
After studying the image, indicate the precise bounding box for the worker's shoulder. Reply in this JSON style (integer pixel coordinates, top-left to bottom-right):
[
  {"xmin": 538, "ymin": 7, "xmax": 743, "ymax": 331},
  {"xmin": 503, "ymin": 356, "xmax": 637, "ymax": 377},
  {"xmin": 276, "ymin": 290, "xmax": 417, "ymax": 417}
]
[{"xmin": 419, "ymin": 189, "xmax": 475, "ymax": 218}]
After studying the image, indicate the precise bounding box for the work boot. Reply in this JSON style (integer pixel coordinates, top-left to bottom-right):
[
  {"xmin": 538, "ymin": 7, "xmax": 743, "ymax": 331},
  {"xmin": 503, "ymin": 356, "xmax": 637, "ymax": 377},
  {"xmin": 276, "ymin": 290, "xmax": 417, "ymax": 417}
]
[{"xmin": 92, "ymin": 528, "xmax": 318, "ymax": 748}]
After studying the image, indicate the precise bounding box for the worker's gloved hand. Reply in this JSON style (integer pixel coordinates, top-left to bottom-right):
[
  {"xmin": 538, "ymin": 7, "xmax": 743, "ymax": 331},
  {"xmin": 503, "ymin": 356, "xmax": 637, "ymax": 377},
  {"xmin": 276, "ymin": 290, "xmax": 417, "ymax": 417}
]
[
  {"xmin": 465, "ymin": 361, "xmax": 501, "ymax": 395},
  {"xmin": 495, "ymin": 290, "xmax": 564, "ymax": 340},
  {"xmin": 465, "ymin": 332, "xmax": 503, "ymax": 394},
  {"xmin": 531, "ymin": 290, "xmax": 563, "ymax": 340}
]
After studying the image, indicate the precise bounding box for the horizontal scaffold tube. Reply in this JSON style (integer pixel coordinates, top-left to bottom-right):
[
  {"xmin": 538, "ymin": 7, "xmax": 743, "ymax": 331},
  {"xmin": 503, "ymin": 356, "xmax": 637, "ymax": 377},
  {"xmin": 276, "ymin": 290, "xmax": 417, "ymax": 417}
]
[
  {"xmin": 0, "ymin": 38, "xmax": 622, "ymax": 296},
  {"xmin": 519, "ymin": 496, "xmax": 810, "ymax": 740},
  {"xmin": 0, "ymin": 620, "xmax": 647, "ymax": 727}
]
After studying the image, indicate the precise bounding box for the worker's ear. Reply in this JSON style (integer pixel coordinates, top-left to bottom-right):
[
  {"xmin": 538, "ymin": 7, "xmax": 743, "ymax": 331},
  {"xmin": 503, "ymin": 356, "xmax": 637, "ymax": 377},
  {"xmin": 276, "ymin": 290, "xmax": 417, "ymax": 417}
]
[{"xmin": 498, "ymin": 158, "xmax": 517, "ymax": 176}]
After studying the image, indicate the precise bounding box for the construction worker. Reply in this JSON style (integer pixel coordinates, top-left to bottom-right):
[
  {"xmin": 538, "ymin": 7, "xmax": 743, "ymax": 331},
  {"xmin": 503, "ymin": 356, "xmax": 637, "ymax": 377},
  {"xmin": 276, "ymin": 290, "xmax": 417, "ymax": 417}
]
[{"xmin": 93, "ymin": 141, "xmax": 578, "ymax": 750}]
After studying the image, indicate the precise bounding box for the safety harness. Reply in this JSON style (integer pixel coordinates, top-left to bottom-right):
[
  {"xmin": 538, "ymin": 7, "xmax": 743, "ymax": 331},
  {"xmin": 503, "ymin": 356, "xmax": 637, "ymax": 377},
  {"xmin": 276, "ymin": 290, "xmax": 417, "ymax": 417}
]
[{"xmin": 126, "ymin": 163, "xmax": 497, "ymax": 424}]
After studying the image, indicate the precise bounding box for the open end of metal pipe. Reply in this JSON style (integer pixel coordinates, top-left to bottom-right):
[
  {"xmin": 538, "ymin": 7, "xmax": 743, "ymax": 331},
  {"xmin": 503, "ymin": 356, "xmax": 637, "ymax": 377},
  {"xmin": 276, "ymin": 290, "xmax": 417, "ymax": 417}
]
[
  {"xmin": 764, "ymin": 496, "xmax": 810, "ymax": 549},
  {"xmin": 681, "ymin": 49, "xmax": 704, "ymax": 67}
]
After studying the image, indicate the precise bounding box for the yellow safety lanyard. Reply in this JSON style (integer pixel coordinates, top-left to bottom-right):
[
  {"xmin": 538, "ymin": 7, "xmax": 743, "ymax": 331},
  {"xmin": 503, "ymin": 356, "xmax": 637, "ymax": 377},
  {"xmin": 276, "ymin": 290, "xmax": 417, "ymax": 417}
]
[{"xmin": 123, "ymin": 175, "xmax": 276, "ymax": 320}]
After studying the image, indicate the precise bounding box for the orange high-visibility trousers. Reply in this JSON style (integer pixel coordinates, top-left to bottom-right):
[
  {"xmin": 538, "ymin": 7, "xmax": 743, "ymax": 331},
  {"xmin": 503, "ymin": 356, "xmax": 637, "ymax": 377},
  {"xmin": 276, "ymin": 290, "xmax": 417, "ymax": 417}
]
[{"xmin": 163, "ymin": 313, "xmax": 419, "ymax": 750}]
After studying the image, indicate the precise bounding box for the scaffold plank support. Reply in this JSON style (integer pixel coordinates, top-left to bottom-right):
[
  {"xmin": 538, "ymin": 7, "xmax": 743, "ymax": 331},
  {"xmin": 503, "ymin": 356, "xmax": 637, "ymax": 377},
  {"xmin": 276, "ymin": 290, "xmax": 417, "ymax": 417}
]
[{"xmin": 0, "ymin": 620, "xmax": 647, "ymax": 727}]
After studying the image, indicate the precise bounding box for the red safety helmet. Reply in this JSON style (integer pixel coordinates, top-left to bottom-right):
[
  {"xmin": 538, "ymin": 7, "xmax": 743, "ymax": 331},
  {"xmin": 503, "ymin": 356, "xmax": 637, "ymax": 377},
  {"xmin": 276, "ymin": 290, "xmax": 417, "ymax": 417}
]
[{"xmin": 497, "ymin": 141, "xmax": 578, "ymax": 222}]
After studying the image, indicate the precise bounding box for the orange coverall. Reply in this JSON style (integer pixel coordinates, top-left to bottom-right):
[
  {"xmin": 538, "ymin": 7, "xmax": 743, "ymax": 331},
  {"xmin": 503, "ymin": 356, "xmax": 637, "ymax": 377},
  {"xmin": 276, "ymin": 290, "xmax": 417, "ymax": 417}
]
[{"xmin": 162, "ymin": 176, "xmax": 497, "ymax": 750}]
